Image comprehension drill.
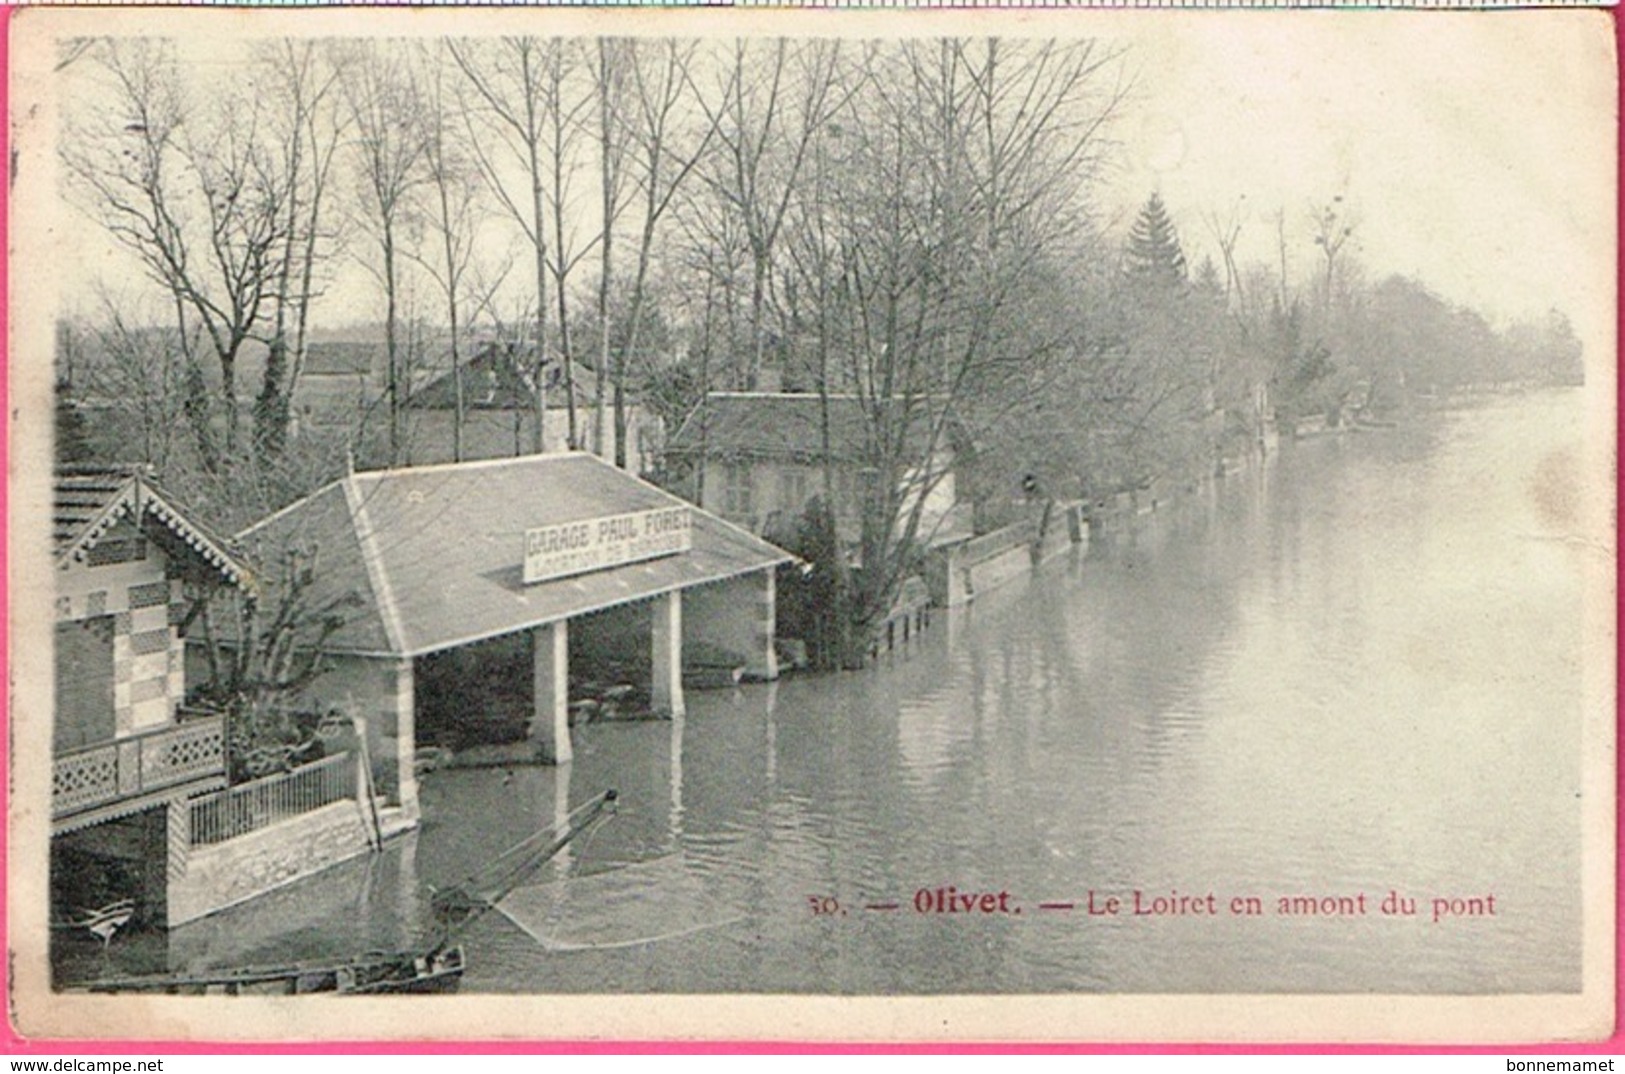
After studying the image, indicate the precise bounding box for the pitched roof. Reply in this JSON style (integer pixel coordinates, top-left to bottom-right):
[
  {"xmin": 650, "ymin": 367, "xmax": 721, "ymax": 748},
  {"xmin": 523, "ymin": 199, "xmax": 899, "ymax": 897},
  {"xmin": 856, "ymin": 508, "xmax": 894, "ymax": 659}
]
[
  {"xmin": 302, "ymin": 341, "xmax": 384, "ymax": 378},
  {"xmin": 55, "ymin": 466, "xmax": 254, "ymax": 589},
  {"xmin": 666, "ymin": 392, "xmax": 944, "ymax": 463},
  {"xmin": 405, "ymin": 345, "xmax": 599, "ymax": 411},
  {"xmin": 237, "ymin": 453, "xmax": 793, "ymax": 658}
]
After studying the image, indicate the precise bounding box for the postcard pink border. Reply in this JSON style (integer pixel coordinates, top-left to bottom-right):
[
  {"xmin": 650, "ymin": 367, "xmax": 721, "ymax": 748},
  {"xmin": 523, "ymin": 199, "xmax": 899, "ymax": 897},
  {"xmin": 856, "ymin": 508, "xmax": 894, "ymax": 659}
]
[{"xmin": 0, "ymin": 4, "xmax": 1617, "ymax": 1054}]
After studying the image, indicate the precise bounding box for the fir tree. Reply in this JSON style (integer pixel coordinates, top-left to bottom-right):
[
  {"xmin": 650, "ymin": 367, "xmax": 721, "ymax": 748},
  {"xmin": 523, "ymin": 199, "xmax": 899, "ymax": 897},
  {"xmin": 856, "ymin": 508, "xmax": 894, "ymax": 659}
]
[{"xmin": 1124, "ymin": 192, "xmax": 1188, "ymax": 288}]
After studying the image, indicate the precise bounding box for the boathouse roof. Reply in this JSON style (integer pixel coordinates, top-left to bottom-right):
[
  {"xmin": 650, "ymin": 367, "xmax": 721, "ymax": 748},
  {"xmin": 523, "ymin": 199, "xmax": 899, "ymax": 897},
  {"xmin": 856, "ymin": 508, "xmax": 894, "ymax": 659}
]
[
  {"xmin": 55, "ymin": 466, "xmax": 254, "ymax": 589},
  {"xmin": 666, "ymin": 392, "xmax": 949, "ymax": 464},
  {"xmin": 236, "ymin": 453, "xmax": 793, "ymax": 659}
]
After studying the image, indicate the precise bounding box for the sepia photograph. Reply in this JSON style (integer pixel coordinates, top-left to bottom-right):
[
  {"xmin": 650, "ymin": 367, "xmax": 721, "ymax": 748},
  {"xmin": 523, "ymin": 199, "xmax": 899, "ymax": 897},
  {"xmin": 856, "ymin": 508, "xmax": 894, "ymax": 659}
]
[{"xmin": 6, "ymin": 6, "xmax": 1616, "ymax": 1043}]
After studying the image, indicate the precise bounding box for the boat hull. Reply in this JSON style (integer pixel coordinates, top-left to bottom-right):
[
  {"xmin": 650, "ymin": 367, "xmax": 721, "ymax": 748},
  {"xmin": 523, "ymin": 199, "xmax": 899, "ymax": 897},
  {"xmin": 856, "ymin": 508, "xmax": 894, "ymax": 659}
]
[{"xmin": 71, "ymin": 945, "xmax": 465, "ymax": 996}]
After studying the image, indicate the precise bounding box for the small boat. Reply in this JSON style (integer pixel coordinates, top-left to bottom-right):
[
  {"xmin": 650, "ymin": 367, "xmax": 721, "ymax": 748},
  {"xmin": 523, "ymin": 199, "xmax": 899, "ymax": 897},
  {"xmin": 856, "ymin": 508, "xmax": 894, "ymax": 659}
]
[
  {"xmin": 681, "ymin": 665, "xmax": 744, "ymax": 690},
  {"xmin": 76, "ymin": 945, "xmax": 466, "ymax": 996},
  {"xmin": 53, "ymin": 898, "xmax": 136, "ymax": 948}
]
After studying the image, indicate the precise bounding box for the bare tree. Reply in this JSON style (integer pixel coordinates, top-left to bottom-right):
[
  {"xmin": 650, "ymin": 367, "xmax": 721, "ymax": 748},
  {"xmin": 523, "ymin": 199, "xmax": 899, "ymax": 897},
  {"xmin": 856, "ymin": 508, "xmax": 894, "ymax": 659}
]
[
  {"xmin": 538, "ymin": 41, "xmax": 598, "ymax": 449},
  {"xmin": 1310, "ymin": 194, "xmax": 1356, "ymax": 319},
  {"xmin": 592, "ymin": 38, "xmax": 634, "ymax": 458},
  {"xmin": 195, "ymin": 543, "xmax": 363, "ymax": 781},
  {"xmin": 1275, "ymin": 206, "xmax": 1291, "ymax": 311},
  {"xmin": 449, "ymin": 38, "xmax": 555, "ymax": 453},
  {"xmin": 1202, "ymin": 197, "xmax": 1247, "ymax": 318},
  {"xmin": 784, "ymin": 37, "xmax": 1126, "ymax": 665},
  {"xmin": 412, "ymin": 43, "xmax": 485, "ymax": 463},
  {"xmin": 76, "ymin": 289, "xmax": 198, "ymax": 469},
  {"xmin": 697, "ymin": 39, "xmax": 851, "ymax": 391},
  {"xmin": 614, "ymin": 39, "xmax": 718, "ymax": 469},
  {"xmin": 344, "ymin": 42, "xmax": 428, "ymax": 467},
  {"xmin": 674, "ymin": 189, "xmax": 755, "ymax": 500},
  {"xmin": 254, "ymin": 39, "xmax": 347, "ymax": 461},
  {"xmin": 64, "ymin": 41, "xmax": 291, "ymax": 468}
]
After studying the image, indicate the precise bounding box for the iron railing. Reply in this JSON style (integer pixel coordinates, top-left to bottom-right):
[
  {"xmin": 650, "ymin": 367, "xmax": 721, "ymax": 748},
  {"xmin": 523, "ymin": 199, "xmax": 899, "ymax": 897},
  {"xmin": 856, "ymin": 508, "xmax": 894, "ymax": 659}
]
[{"xmin": 188, "ymin": 752, "xmax": 357, "ymax": 847}]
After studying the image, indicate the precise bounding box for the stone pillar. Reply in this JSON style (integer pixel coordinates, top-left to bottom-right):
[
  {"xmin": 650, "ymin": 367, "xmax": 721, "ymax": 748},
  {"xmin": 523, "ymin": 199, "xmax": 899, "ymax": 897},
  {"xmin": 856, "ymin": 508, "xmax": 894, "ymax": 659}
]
[
  {"xmin": 745, "ymin": 570, "xmax": 779, "ymax": 682},
  {"xmin": 393, "ymin": 659, "xmax": 419, "ymax": 819},
  {"xmin": 532, "ymin": 621, "xmax": 571, "ymax": 764},
  {"xmin": 650, "ymin": 591, "xmax": 685, "ymax": 718}
]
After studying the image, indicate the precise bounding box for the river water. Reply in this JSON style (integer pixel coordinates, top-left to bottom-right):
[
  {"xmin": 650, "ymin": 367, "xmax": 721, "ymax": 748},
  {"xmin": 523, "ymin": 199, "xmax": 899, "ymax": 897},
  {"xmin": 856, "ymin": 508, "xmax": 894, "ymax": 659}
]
[{"xmin": 173, "ymin": 389, "xmax": 1598, "ymax": 995}]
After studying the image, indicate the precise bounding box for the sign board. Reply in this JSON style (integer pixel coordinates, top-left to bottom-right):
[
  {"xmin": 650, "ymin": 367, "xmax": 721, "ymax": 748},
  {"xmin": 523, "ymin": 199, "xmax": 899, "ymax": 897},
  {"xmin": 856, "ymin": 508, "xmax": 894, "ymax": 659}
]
[{"xmin": 523, "ymin": 506, "xmax": 693, "ymax": 585}]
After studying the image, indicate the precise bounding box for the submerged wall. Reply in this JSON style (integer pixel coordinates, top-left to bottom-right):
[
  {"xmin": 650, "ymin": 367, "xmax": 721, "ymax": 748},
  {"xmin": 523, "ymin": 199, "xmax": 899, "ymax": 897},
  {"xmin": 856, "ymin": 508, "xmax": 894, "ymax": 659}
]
[
  {"xmin": 931, "ymin": 503, "xmax": 1088, "ymax": 607},
  {"xmin": 168, "ymin": 800, "xmax": 372, "ymax": 926}
]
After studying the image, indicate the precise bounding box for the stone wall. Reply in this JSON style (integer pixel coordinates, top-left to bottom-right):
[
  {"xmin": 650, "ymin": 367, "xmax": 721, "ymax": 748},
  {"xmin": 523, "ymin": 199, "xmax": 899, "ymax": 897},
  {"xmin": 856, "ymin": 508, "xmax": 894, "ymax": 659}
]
[
  {"xmin": 932, "ymin": 503, "xmax": 1088, "ymax": 607},
  {"xmin": 964, "ymin": 544, "xmax": 1033, "ymax": 599},
  {"xmin": 168, "ymin": 801, "xmax": 371, "ymax": 925},
  {"xmin": 683, "ymin": 570, "xmax": 777, "ymax": 681}
]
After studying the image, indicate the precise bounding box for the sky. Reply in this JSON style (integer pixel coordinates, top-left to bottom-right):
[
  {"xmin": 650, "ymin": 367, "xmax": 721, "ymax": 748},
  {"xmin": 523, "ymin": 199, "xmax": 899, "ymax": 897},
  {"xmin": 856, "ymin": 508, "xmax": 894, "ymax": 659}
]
[
  {"xmin": 1106, "ymin": 12, "xmax": 1614, "ymax": 355},
  {"xmin": 30, "ymin": 8, "xmax": 1618, "ymax": 365}
]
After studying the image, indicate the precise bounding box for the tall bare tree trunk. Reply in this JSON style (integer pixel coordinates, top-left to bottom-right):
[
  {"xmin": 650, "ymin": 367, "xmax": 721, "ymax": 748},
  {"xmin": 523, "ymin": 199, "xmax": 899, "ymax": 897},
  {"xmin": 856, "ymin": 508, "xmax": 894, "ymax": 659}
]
[
  {"xmin": 594, "ymin": 40, "xmax": 620, "ymax": 460},
  {"xmin": 529, "ymin": 131, "xmax": 549, "ymax": 455},
  {"xmin": 438, "ymin": 171, "xmax": 465, "ymax": 462},
  {"xmin": 384, "ymin": 225, "xmax": 402, "ymax": 464}
]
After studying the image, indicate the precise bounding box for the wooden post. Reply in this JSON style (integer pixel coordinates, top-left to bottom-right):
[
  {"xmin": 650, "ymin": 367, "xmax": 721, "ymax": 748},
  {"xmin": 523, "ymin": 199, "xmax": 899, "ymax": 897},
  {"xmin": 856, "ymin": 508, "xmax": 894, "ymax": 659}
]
[
  {"xmin": 352, "ymin": 715, "xmax": 384, "ymax": 851},
  {"xmin": 163, "ymin": 797, "xmax": 190, "ymax": 928},
  {"xmin": 532, "ymin": 621, "xmax": 571, "ymax": 764}
]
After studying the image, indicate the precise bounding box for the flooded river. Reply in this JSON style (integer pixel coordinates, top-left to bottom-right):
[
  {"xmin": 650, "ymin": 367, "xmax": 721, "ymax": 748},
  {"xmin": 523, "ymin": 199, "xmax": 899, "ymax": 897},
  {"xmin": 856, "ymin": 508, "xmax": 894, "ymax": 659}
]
[{"xmin": 173, "ymin": 390, "xmax": 1598, "ymax": 994}]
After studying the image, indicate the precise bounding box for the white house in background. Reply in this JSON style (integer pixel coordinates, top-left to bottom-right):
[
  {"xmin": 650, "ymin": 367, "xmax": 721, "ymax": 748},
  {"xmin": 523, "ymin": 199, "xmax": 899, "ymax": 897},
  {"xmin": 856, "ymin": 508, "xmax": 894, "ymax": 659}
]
[{"xmin": 664, "ymin": 392, "xmax": 971, "ymax": 549}]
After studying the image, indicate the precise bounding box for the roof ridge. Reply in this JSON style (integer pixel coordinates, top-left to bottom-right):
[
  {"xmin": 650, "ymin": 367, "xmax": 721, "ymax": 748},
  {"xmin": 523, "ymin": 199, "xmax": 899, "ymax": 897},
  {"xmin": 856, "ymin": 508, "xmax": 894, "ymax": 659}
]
[
  {"xmin": 342, "ymin": 475, "xmax": 409, "ymax": 656},
  {"xmin": 238, "ymin": 475, "xmax": 347, "ymax": 539},
  {"xmin": 351, "ymin": 450, "xmax": 601, "ymax": 481},
  {"xmin": 706, "ymin": 391, "xmax": 862, "ymax": 400},
  {"xmin": 56, "ymin": 470, "xmax": 251, "ymax": 588}
]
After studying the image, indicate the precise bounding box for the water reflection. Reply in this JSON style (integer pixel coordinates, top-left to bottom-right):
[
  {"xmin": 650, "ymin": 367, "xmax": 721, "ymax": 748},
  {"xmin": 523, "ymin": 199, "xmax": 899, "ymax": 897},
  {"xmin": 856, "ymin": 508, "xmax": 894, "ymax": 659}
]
[{"xmin": 164, "ymin": 392, "xmax": 1589, "ymax": 995}]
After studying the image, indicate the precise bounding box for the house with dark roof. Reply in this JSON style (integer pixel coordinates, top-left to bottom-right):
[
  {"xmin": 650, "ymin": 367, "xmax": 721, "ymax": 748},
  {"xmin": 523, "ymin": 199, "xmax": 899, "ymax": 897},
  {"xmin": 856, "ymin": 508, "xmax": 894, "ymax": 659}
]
[
  {"xmin": 402, "ymin": 343, "xmax": 655, "ymax": 471},
  {"xmin": 290, "ymin": 341, "xmax": 387, "ymax": 429},
  {"xmin": 51, "ymin": 467, "xmax": 252, "ymax": 934},
  {"xmin": 230, "ymin": 453, "xmax": 792, "ymax": 813},
  {"xmin": 664, "ymin": 392, "xmax": 972, "ymax": 548}
]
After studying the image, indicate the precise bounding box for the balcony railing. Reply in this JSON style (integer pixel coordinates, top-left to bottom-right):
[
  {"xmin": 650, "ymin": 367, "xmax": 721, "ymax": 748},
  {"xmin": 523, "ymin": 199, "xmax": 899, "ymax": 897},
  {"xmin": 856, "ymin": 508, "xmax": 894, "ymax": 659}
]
[
  {"xmin": 188, "ymin": 752, "xmax": 357, "ymax": 847},
  {"xmin": 52, "ymin": 714, "xmax": 228, "ymax": 821}
]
